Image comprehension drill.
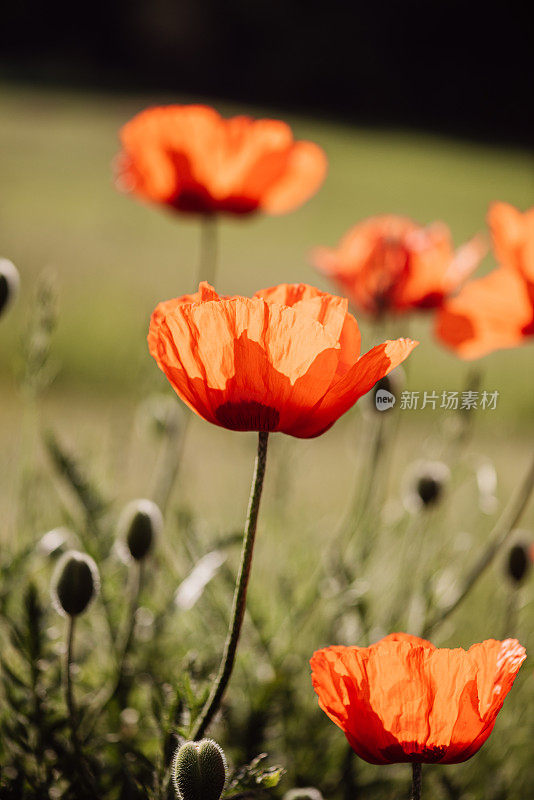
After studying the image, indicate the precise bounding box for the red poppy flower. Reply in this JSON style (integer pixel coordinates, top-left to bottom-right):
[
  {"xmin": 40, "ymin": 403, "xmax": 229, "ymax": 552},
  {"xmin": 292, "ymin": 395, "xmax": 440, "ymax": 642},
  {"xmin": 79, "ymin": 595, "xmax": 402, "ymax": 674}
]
[
  {"xmin": 488, "ymin": 202, "xmax": 534, "ymax": 282},
  {"xmin": 148, "ymin": 282, "xmax": 417, "ymax": 438},
  {"xmin": 311, "ymin": 633, "xmax": 526, "ymax": 765},
  {"xmin": 312, "ymin": 215, "xmax": 484, "ymax": 316},
  {"xmin": 436, "ymin": 203, "xmax": 534, "ymax": 358},
  {"xmin": 116, "ymin": 105, "xmax": 327, "ymax": 216}
]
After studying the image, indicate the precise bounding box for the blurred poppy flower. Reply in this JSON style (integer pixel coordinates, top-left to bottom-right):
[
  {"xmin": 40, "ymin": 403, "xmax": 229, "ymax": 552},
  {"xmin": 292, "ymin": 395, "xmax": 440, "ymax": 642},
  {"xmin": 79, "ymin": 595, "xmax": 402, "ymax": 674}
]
[
  {"xmin": 488, "ymin": 202, "xmax": 534, "ymax": 282},
  {"xmin": 116, "ymin": 105, "xmax": 327, "ymax": 216},
  {"xmin": 436, "ymin": 203, "xmax": 534, "ymax": 358},
  {"xmin": 311, "ymin": 632, "xmax": 525, "ymax": 765},
  {"xmin": 148, "ymin": 282, "xmax": 417, "ymax": 438},
  {"xmin": 312, "ymin": 216, "xmax": 484, "ymax": 317}
]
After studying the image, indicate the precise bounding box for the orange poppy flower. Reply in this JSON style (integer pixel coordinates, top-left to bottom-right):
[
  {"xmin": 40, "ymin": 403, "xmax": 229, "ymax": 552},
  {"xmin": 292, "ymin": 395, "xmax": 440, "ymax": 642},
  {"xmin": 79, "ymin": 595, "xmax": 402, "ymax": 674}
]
[
  {"xmin": 148, "ymin": 282, "xmax": 417, "ymax": 438},
  {"xmin": 312, "ymin": 215, "xmax": 485, "ymax": 316},
  {"xmin": 310, "ymin": 633, "xmax": 526, "ymax": 765},
  {"xmin": 116, "ymin": 105, "xmax": 327, "ymax": 216},
  {"xmin": 436, "ymin": 203, "xmax": 534, "ymax": 358},
  {"xmin": 488, "ymin": 201, "xmax": 534, "ymax": 282}
]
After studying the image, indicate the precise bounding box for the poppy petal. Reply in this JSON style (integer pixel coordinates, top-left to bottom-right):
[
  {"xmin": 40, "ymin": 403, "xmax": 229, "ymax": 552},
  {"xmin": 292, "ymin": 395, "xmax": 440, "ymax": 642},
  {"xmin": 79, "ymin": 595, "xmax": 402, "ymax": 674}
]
[
  {"xmin": 118, "ymin": 105, "xmax": 327, "ymax": 216},
  {"xmin": 310, "ymin": 634, "xmax": 525, "ymax": 766},
  {"xmin": 260, "ymin": 140, "xmax": 328, "ymax": 214},
  {"xmin": 149, "ymin": 283, "xmax": 416, "ymax": 437},
  {"xmin": 435, "ymin": 267, "xmax": 534, "ymax": 358},
  {"xmin": 312, "ymin": 216, "xmax": 483, "ymax": 315}
]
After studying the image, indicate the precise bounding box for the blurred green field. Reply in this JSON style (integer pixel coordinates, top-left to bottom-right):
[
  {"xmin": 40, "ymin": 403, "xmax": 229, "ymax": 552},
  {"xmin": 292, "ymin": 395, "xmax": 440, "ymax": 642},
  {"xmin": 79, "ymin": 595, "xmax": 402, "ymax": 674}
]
[
  {"xmin": 1, "ymin": 82, "xmax": 533, "ymax": 421},
  {"xmin": 1, "ymin": 83, "xmax": 534, "ymax": 799}
]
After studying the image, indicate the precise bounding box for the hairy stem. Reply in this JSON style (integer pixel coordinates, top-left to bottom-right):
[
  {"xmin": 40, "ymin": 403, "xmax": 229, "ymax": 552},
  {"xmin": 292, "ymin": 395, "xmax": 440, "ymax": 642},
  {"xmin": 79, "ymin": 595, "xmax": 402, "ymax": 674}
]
[
  {"xmin": 115, "ymin": 559, "xmax": 143, "ymax": 701},
  {"xmin": 411, "ymin": 763, "xmax": 422, "ymax": 800},
  {"xmin": 81, "ymin": 560, "xmax": 143, "ymax": 738},
  {"xmin": 65, "ymin": 617, "xmax": 79, "ymax": 751},
  {"xmin": 191, "ymin": 430, "xmax": 269, "ymax": 739},
  {"xmin": 64, "ymin": 617, "xmax": 95, "ymax": 792}
]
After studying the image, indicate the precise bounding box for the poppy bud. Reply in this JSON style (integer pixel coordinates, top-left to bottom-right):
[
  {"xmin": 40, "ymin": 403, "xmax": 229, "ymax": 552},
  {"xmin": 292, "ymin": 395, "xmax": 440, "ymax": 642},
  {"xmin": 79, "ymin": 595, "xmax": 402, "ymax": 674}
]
[
  {"xmin": 416, "ymin": 475, "xmax": 442, "ymax": 506},
  {"xmin": 51, "ymin": 551, "xmax": 99, "ymax": 617},
  {"xmin": 284, "ymin": 790, "xmax": 324, "ymax": 800},
  {"xmin": 38, "ymin": 527, "xmax": 70, "ymax": 557},
  {"xmin": 507, "ymin": 543, "xmax": 530, "ymax": 584},
  {"xmin": 403, "ymin": 460, "xmax": 450, "ymax": 513},
  {"xmin": 173, "ymin": 739, "xmax": 227, "ymax": 800},
  {"xmin": 119, "ymin": 499, "xmax": 163, "ymax": 561},
  {"xmin": 0, "ymin": 258, "xmax": 20, "ymax": 317}
]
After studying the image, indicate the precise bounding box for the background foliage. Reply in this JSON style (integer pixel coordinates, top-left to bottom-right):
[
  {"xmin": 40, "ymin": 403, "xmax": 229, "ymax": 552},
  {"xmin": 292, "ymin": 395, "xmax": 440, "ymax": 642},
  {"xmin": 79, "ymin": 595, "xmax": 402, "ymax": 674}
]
[{"xmin": 1, "ymin": 83, "xmax": 533, "ymax": 798}]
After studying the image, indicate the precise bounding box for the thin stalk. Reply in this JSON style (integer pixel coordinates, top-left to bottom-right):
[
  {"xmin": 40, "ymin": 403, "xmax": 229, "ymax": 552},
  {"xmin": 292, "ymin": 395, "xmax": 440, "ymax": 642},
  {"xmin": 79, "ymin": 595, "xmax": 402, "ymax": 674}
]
[
  {"xmin": 503, "ymin": 586, "xmax": 519, "ymax": 639},
  {"xmin": 64, "ymin": 617, "xmax": 96, "ymax": 792},
  {"xmin": 411, "ymin": 763, "xmax": 422, "ymax": 800},
  {"xmin": 336, "ymin": 411, "xmax": 384, "ymax": 556},
  {"xmin": 81, "ymin": 560, "xmax": 143, "ymax": 738},
  {"xmin": 150, "ymin": 215, "xmax": 218, "ymax": 527},
  {"xmin": 191, "ymin": 430, "xmax": 269, "ymax": 740},
  {"xmin": 152, "ymin": 414, "xmax": 190, "ymax": 517},
  {"xmin": 198, "ymin": 215, "xmax": 218, "ymax": 287},
  {"xmin": 65, "ymin": 617, "xmax": 80, "ymax": 755},
  {"xmin": 115, "ymin": 560, "xmax": 144, "ymax": 698},
  {"xmin": 423, "ymin": 452, "xmax": 534, "ymax": 637}
]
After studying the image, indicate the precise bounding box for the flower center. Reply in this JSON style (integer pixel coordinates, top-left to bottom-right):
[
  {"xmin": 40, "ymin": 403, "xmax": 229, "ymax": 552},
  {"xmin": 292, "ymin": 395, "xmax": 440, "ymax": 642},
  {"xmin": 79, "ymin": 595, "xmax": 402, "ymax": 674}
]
[{"xmin": 214, "ymin": 401, "xmax": 280, "ymax": 432}]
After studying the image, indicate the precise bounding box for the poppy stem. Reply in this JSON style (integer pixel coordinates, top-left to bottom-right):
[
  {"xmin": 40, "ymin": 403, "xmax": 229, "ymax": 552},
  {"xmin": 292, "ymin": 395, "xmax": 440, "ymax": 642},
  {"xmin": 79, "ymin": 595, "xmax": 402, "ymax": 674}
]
[
  {"xmin": 198, "ymin": 215, "xmax": 218, "ymax": 287},
  {"xmin": 64, "ymin": 617, "xmax": 97, "ymax": 792},
  {"xmin": 423, "ymin": 451, "xmax": 534, "ymax": 637},
  {"xmin": 191, "ymin": 430, "xmax": 269, "ymax": 740},
  {"xmin": 64, "ymin": 616, "xmax": 79, "ymax": 750},
  {"xmin": 411, "ymin": 763, "xmax": 422, "ymax": 799},
  {"xmin": 84, "ymin": 559, "xmax": 144, "ymax": 733}
]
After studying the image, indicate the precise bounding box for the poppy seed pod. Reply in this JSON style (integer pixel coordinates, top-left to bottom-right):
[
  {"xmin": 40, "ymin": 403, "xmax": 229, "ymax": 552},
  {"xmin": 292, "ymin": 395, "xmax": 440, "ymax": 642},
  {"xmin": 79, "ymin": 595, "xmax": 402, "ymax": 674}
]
[
  {"xmin": 173, "ymin": 739, "xmax": 227, "ymax": 800},
  {"xmin": 0, "ymin": 258, "xmax": 20, "ymax": 317},
  {"xmin": 507, "ymin": 543, "xmax": 531, "ymax": 584},
  {"xmin": 119, "ymin": 499, "xmax": 163, "ymax": 561},
  {"xmin": 51, "ymin": 551, "xmax": 100, "ymax": 617}
]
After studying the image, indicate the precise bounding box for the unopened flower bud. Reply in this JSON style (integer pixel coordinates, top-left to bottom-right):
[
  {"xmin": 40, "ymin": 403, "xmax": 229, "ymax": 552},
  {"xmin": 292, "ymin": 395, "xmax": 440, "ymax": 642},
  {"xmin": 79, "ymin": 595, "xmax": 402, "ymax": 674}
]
[
  {"xmin": 51, "ymin": 551, "xmax": 99, "ymax": 617},
  {"xmin": 507, "ymin": 543, "xmax": 531, "ymax": 584},
  {"xmin": 118, "ymin": 499, "xmax": 163, "ymax": 561},
  {"xmin": 173, "ymin": 739, "xmax": 227, "ymax": 800},
  {"xmin": 284, "ymin": 789, "xmax": 324, "ymax": 800},
  {"xmin": 416, "ymin": 475, "xmax": 442, "ymax": 506},
  {"xmin": 38, "ymin": 527, "xmax": 70, "ymax": 557},
  {"xmin": 0, "ymin": 259, "xmax": 20, "ymax": 317},
  {"xmin": 404, "ymin": 460, "xmax": 450, "ymax": 512}
]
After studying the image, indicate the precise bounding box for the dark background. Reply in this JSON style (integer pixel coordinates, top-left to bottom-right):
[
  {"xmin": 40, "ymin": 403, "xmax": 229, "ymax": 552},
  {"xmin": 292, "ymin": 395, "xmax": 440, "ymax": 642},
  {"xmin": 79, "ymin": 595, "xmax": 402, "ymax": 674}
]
[{"xmin": 1, "ymin": 0, "xmax": 533, "ymax": 145}]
